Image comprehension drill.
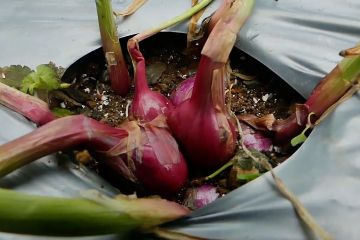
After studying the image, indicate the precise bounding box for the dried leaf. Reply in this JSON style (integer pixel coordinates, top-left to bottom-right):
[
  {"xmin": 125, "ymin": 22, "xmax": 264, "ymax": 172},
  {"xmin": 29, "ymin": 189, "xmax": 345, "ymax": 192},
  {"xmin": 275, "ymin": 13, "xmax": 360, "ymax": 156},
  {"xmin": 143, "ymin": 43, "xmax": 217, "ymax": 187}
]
[
  {"xmin": 187, "ymin": 0, "xmax": 207, "ymax": 45},
  {"xmin": 339, "ymin": 45, "xmax": 360, "ymax": 57},
  {"xmin": 230, "ymin": 70, "xmax": 255, "ymax": 81},
  {"xmin": 114, "ymin": 0, "xmax": 147, "ymax": 17},
  {"xmin": 238, "ymin": 114, "xmax": 276, "ymax": 131},
  {"xmin": 105, "ymin": 121, "xmax": 142, "ymax": 157},
  {"xmin": 75, "ymin": 150, "xmax": 93, "ymax": 165}
]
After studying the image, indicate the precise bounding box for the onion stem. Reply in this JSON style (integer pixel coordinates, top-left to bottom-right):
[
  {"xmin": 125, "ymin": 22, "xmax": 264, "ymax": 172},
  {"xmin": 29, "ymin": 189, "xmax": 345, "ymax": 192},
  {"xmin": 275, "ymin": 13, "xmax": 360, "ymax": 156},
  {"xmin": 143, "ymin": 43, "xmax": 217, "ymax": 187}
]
[
  {"xmin": 274, "ymin": 55, "xmax": 360, "ymax": 143},
  {"xmin": 0, "ymin": 82, "xmax": 55, "ymax": 125},
  {"xmin": 0, "ymin": 189, "xmax": 136, "ymax": 236},
  {"xmin": 305, "ymin": 55, "xmax": 360, "ymax": 115},
  {"xmin": 205, "ymin": 159, "xmax": 235, "ymax": 180},
  {"xmin": 96, "ymin": 0, "xmax": 130, "ymax": 96},
  {"xmin": 129, "ymin": 0, "xmax": 213, "ymax": 45},
  {"xmin": 0, "ymin": 115, "xmax": 127, "ymax": 177}
]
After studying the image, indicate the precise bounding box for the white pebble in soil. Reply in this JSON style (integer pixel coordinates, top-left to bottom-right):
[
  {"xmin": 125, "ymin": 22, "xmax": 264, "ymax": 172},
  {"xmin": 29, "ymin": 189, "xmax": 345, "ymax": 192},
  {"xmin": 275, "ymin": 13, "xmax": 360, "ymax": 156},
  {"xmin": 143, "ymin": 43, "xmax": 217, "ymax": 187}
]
[
  {"xmin": 60, "ymin": 102, "xmax": 66, "ymax": 108},
  {"xmin": 261, "ymin": 93, "xmax": 272, "ymax": 102}
]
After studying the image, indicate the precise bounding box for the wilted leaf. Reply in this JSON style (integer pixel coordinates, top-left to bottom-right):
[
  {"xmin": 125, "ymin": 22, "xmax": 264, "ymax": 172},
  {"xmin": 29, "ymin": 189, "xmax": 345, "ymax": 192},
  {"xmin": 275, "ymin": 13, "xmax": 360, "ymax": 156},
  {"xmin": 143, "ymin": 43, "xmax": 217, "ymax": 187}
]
[
  {"xmin": 339, "ymin": 44, "xmax": 360, "ymax": 57},
  {"xmin": 238, "ymin": 114, "xmax": 276, "ymax": 131},
  {"xmin": 231, "ymin": 70, "xmax": 255, "ymax": 81},
  {"xmin": 114, "ymin": 0, "xmax": 147, "ymax": 16},
  {"xmin": 187, "ymin": 0, "xmax": 207, "ymax": 45},
  {"xmin": 0, "ymin": 65, "xmax": 32, "ymax": 88},
  {"xmin": 227, "ymin": 149, "xmax": 266, "ymax": 188}
]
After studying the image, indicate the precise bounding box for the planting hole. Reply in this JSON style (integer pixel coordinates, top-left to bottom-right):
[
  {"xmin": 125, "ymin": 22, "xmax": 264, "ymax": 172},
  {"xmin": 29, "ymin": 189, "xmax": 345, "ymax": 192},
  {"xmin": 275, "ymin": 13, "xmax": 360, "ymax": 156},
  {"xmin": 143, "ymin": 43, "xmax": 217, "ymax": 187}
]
[{"xmin": 56, "ymin": 32, "xmax": 303, "ymax": 206}]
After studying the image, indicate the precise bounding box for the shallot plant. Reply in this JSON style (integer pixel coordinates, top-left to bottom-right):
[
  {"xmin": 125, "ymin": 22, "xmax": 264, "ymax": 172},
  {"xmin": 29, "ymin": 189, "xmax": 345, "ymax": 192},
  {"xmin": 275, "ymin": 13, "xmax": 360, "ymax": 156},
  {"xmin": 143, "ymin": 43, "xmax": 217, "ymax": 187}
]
[
  {"xmin": 168, "ymin": 0, "xmax": 254, "ymax": 170},
  {"xmin": 0, "ymin": 0, "xmax": 357, "ymax": 238},
  {"xmin": 0, "ymin": 0, "xmax": 266, "ymax": 238},
  {"xmin": 0, "ymin": 104, "xmax": 188, "ymax": 196},
  {"xmin": 238, "ymin": 53, "xmax": 360, "ymax": 144},
  {"xmin": 170, "ymin": 0, "xmax": 243, "ymax": 106},
  {"xmin": 0, "ymin": 0, "xmax": 214, "ymax": 196},
  {"xmin": 126, "ymin": 0, "xmax": 213, "ymax": 122}
]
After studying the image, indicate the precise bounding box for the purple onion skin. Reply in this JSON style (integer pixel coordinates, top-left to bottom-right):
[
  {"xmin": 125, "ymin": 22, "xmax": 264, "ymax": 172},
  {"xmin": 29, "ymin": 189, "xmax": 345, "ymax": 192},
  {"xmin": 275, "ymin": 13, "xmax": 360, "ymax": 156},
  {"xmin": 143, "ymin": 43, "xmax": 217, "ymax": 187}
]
[
  {"xmin": 170, "ymin": 76, "xmax": 195, "ymax": 106},
  {"xmin": 125, "ymin": 46, "xmax": 189, "ymax": 195},
  {"xmin": 129, "ymin": 46, "xmax": 173, "ymax": 122},
  {"xmin": 0, "ymin": 114, "xmax": 188, "ymax": 196},
  {"xmin": 242, "ymin": 124, "xmax": 272, "ymax": 152},
  {"xmin": 133, "ymin": 127, "xmax": 188, "ymax": 195},
  {"xmin": 183, "ymin": 184, "xmax": 219, "ymax": 210},
  {"xmin": 130, "ymin": 90, "xmax": 173, "ymax": 123},
  {"xmin": 94, "ymin": 121, "xmax": 189, "ymax": 196},
  {"xmin": 169, "ymin": 102, "xmax": 236, "ymax": 170},
  {"xmin": 168, "ymin": 57, "xmax": 237, "ymax": 171}
]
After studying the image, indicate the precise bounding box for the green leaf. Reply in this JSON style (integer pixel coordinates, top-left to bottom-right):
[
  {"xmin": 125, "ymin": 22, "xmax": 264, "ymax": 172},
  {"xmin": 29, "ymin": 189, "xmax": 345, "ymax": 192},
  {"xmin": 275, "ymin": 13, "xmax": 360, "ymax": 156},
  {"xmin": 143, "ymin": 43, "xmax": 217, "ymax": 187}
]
[
  {"xmin": 236, "ymin": 172, "xmax": 261, "ymax": 182},
  {"xmin": 0, "ymin": 65, "xmax": 32, "ymax": 88},
  {"xmin": 51, "ymin": 108, "xmax": 74, "ymax": 117},
  {"xmin": 291, "ymin": 132, "xmax": 307, "ymax": 146},
  {"xmin": 21, "ymin": 64, "xmax": 68, "ymax": 95},
  {"xmin": 21, "ymin": 72, "xmax": 39, "ymax": 94}
]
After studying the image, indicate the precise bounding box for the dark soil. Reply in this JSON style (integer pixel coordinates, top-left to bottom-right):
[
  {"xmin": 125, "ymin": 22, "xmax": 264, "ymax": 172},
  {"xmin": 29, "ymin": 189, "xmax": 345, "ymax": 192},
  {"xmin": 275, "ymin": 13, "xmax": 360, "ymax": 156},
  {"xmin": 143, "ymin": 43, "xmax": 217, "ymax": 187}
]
[{"xmin": 54, "ymin": 33, "xmax": 303, "ymax": 205}]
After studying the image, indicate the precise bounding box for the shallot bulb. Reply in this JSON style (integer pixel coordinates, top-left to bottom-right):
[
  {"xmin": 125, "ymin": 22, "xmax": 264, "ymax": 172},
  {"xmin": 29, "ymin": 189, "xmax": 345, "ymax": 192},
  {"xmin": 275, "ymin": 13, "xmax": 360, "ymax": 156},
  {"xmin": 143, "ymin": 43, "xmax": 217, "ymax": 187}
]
[
  {"xmin": 170, "ymin": 76, "xmax": 195, "ymax": 106},
  {"xmin": 168, "ymin": 0, "xmax": 254, "ymax": 170},
  {"xmin": 128, "ymin": 41, "xmax": 173, "ymax": 122},
  {"xmin": 105, "ymin": 120, "xmax": 188, "ymax": 195},
  {"xmin": 0, "ymin": 115, "xmax": 188, "ymax": 196},
  {"xmin": 168, "ymin": 56, "xmax": 237, "ymax": 170}
]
